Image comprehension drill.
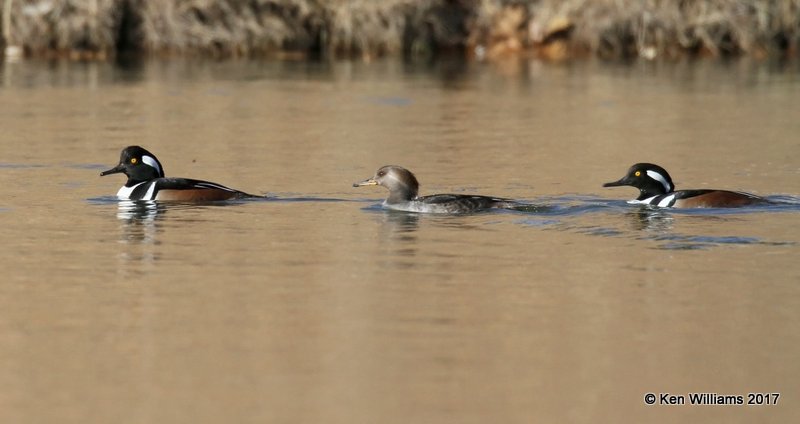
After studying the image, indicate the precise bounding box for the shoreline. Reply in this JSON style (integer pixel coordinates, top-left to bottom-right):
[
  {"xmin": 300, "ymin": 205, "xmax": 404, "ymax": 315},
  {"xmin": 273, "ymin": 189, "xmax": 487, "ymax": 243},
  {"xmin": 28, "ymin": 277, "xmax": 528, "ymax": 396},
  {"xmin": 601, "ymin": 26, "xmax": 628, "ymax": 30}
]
[{"xmin": 1, "ymin": 1, "xmax": 798, "ymax": 62}]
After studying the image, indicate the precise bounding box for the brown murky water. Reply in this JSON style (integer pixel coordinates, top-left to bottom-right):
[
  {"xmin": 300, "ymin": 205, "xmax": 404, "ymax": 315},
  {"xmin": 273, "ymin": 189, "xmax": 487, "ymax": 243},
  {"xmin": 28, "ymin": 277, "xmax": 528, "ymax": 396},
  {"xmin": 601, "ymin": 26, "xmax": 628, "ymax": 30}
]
[{"xmin": 1, "ymin": 58, "xmax": 798, "ymax": 423}]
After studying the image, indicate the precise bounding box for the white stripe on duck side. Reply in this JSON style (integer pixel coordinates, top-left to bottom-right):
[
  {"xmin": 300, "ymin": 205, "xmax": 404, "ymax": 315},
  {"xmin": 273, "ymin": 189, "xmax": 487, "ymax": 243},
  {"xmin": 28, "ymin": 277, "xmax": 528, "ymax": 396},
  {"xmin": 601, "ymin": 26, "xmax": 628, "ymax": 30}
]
[
  {"xmin": 116, "ymin": 181, "xmax": 147, "ymax": 200},
  {"xmin": 144, "ymin": 182, "xmax": 158, "ymax": 200},
  {"xmin": 627, "ymin": 194, "xmax": 677, "ymax": 207},
  {"xmin": 657, "ymin": 194, "xmax": 677, "ymax": 207},
  {"xmin": 627, "ymin": 196, "xmax": 658, "ymax": 205},
  {"xmin": 194, "ymin": 181, "xmax": 238, "ymax": 192}
]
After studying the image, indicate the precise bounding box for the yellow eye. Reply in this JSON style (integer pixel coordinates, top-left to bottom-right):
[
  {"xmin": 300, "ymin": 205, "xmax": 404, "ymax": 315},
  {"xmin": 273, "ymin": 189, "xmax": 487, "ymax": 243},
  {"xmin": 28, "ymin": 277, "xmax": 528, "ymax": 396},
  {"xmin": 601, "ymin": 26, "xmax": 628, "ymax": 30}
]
[
  {"xmin": 130, "ymin": 158, "xmax": 138, "ymax": 164},
  {"xmin": 634, "ymin": 171, "xmax": 641, "ymax": 177}
]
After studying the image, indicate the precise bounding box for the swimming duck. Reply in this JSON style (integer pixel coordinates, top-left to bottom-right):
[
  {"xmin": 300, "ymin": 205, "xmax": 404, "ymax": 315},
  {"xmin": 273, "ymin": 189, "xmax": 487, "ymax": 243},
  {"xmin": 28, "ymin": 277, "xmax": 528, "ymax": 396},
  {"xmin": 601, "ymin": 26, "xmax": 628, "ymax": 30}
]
[
  {"xmin": 603, "ymin": 163, "xmax": 767, "ymax": 208},
  {"xmin": 101, "ymin": 146, "xmax": 258, "ymax": 201},
  {"xmin": 353, "ymin": 165, "xmax": 518, "ymax": 213}
]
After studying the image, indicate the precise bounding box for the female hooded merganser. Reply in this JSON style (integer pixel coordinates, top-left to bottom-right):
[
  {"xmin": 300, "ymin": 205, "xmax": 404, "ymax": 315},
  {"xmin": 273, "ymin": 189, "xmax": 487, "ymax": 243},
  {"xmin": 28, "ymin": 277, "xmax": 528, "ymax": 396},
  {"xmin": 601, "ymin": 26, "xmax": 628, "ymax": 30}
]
[
  {"xmin": 101, "ymin": 146, "xmax": 257, "ymax": 201},
  {"xmin": 603, "ymin": 163, "xmax": 767, "ymax": 208},
  {"xmin": 353, "ymin": 165, "xmax": 518, "ymax": 213}
]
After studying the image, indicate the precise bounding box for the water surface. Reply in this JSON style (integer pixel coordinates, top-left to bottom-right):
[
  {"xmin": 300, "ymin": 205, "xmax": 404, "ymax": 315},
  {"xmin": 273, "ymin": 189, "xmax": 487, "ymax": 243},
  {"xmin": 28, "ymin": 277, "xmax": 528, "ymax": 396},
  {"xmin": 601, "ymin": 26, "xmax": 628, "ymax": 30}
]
[{"xmin": 0, "ymin": 58, "xmax": 798, "ymax": 423}]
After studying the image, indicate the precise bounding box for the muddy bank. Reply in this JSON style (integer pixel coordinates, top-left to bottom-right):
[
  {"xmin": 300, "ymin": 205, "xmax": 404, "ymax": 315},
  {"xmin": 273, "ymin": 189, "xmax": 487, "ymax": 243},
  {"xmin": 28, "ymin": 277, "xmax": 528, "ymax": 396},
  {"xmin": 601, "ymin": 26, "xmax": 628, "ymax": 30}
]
[{"xmin": 2, "ymin": 0, "xmax": 798, "ymax": 61}]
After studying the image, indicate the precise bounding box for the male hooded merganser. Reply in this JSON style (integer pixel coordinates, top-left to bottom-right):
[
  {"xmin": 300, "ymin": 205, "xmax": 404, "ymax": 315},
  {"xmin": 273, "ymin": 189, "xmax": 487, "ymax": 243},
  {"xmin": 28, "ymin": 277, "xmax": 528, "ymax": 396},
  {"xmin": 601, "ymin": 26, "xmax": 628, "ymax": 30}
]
[
  {"xmin": 603, "ymin": 163, "xmax": 768, "ymax": 208},
  {"xmin": 101, "ymin": 146, "xmax": 257, "ymax": 201},
  {"xmin": 353, "ymin": 165, "xmax": 518, "ymax": 213}
]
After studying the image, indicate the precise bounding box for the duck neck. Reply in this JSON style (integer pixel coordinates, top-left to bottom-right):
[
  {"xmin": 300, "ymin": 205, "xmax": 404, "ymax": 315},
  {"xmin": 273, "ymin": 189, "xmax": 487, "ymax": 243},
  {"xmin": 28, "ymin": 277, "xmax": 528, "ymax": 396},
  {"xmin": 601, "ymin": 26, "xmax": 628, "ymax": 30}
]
[
  {"xmin": 386, "ymin": 187, "xmax": 417, "ymax": 204},
  {"xmin": 637, "ymin": 184, "xmax": 672, "ymax": 200},
  {"xmin": 637, "ymin": 189, "xmax": 662, "ymax": 200}
]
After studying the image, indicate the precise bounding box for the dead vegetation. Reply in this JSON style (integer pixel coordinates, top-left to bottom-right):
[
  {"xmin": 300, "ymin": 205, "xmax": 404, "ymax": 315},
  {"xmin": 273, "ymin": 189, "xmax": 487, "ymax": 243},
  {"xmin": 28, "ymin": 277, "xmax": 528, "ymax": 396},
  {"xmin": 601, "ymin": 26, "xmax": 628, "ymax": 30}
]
[{"xmin": 1, "ymin": 0, "xmax": 798, "ymax": 60}]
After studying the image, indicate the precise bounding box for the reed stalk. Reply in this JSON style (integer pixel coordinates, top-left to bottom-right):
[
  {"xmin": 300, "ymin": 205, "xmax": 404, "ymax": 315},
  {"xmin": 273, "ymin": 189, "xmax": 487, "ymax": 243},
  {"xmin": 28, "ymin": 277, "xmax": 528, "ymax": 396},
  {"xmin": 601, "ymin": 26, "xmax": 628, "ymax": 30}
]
[{"xmin": 2, "ymin": 0, "xmax": 12, "ymax": 49}]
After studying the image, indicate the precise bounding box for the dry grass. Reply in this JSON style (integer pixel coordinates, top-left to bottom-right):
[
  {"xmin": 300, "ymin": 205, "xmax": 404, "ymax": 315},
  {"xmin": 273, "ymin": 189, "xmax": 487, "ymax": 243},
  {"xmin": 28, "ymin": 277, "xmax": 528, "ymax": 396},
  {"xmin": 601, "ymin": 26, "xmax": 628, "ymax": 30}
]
[
  {"xmin": 2, "ymin": 0, "xmax": 798, "ymax": 60},
  {"xmin": 534, "ymin": 0, "xmax": 800, "ymax": 59}
]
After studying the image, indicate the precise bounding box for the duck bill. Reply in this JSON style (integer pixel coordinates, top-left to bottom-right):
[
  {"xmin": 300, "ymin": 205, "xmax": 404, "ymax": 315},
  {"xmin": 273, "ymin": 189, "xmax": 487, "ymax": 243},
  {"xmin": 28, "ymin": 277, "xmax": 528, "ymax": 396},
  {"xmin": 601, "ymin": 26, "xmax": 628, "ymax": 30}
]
[
  {"xmin": 353, "ymin": 178, "xmax": 378, "ymax": 187},
  {"xmin": 603, "ymin": 177, "xmax": 629, "ymax": 188},
  {"xmin": 100, "ymin": 163, "xmax": 126, "ymax": 176}
]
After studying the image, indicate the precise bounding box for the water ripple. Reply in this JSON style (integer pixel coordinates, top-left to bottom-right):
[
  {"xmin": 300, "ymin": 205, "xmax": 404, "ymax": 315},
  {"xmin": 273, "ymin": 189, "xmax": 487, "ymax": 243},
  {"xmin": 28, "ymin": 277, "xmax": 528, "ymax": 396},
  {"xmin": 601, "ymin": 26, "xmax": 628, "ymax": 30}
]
[{"xmin": 84, "ymin": 193, "xmax": 800, "ymax": 250}]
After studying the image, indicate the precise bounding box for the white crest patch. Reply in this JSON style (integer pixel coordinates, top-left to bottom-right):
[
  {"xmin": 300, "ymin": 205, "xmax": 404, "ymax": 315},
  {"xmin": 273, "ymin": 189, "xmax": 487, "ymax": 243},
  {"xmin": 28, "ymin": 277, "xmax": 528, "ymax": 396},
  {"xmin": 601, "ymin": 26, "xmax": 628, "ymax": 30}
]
[
  {"xmin": 646, "ymin": 170, "xmax": 672, "ymax": 192},
  {"xmin": 141, "ymin": 155, "xmax": 162, "ymax": 176}
]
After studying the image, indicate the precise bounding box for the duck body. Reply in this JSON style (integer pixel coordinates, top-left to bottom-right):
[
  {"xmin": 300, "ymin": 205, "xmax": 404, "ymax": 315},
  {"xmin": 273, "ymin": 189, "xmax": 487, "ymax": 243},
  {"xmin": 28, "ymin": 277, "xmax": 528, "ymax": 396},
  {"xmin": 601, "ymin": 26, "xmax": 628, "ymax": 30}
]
[
  {"xmin": 354, "ymin": 165, "xmax": 517, "ymax": 214},
  {"xmin": 604, "ymin": 163, "xmax": 768, "ymax": 208},
  {"xmin": 629, "ymin": 189, "xmax": 765, "ymax": 208},
  {"xmin": 115, "ymin": 177, "xmax": 253, "ymax": 201},
  {"xmin": 102, "ymin": 146, "xmax": 257, "ymax": 201},
  {"xmin": 384, "ymin": 193, "xmax": 518, "ymax": 214}
]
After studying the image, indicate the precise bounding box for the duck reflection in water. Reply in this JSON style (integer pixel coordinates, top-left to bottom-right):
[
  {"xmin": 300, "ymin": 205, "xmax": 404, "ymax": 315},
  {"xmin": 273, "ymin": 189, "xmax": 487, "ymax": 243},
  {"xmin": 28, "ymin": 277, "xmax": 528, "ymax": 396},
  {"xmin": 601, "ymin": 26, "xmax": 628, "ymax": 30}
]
[
  {"xmin": 116, "ymin": 200, "xmax": 165, "ymax": 246},
  {"xmin": 372, "ymin": 210, "xmax": 420, "ymax": 269},
  {"xmin": 383, "ymin": 210, "xmax": 420, "ymax": 235},
  {"xmin": 117, "ymin": 199, "xmax": 163, "ymax": 221},
  {"xmin": 626, "ymin": 207, "xmax": 675, "ymax": 232}
]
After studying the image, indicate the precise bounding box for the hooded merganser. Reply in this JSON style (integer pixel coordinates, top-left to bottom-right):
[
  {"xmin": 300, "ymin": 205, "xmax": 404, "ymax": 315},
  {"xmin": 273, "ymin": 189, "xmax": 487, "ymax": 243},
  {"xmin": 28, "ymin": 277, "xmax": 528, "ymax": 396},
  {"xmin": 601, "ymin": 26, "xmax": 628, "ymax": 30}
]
[
  {"xmin": 353, "ymin": 165, "xmax": 518, "ymax": 213},
  {"xmin": 101, "ymin": 146, "xmax": 258, "ymax": 201},
  {"xmin": 603, "ymin": 163, "xmax": 768, "ymax": 208}
]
